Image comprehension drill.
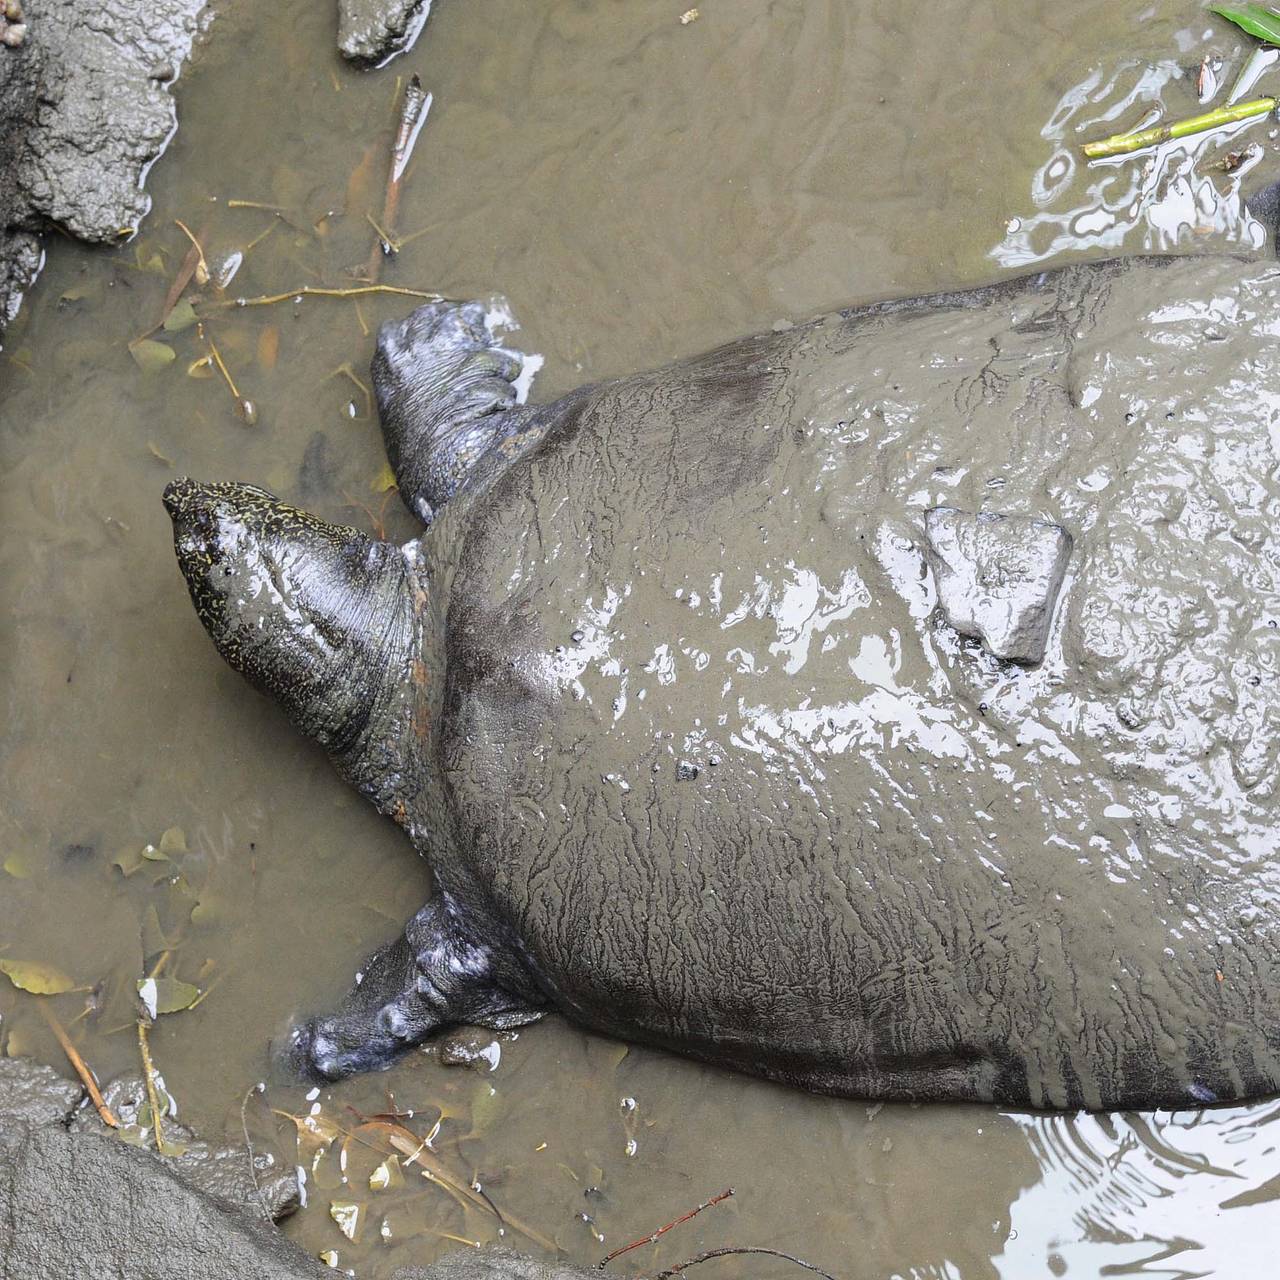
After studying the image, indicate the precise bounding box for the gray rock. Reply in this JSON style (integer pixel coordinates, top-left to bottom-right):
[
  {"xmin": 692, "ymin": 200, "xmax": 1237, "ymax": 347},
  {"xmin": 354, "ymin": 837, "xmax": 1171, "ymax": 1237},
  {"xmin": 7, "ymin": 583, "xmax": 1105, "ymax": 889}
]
[
  {"xmin": 68, "ymin": 1073, "xmax": 302, "ymax": 1223},
  {"xmin": 924, "ymin": 507, "xmax": 1072, "ymax": 664},
  {"xmin": 0, "ymin": 1122, "xmax": 330, "ymax": 1280},
  {"xmin": 0, "ymin": 0, "xmax": 208, "ymax": 334},
  {"xmin": 0, "ymin": 1056, "xmax": 83, "ymax": 1126},
  {"xmin": 338, "ymin": 0, "xmax": 431, "ymax": 65},
  {"xmin": 0, "ymin": 1056, "xmax": 595, "ymax": 1280}
]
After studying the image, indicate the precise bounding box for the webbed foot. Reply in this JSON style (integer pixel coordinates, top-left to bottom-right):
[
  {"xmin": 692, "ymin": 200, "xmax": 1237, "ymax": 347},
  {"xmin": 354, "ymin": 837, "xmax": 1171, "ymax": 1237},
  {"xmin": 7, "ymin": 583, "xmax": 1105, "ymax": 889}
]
[{"xmin": 373, "ymin": 300, "xmax": 528, "ymax": 524}]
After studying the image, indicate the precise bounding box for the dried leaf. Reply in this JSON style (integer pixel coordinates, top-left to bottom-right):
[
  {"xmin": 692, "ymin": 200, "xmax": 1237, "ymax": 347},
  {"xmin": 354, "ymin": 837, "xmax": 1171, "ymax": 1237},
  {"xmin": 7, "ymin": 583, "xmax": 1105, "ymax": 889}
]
[
  {"xmin": 0, "ymin": 958, "xmax": 76, "ymax": 995},
  {"xmin": 1211, "ymin": 3, "xmax": 1280, "ymax": 44},
  {"xmin": 330, "ymin": 1201, "xmax": 362, "ymax": 1241},
  {"xmin": 369, "ymin": 1155, "xmax": 403, "ymax": 1191},
  {"xmin": 129, "ymin": 339, "xmax": 176, "ymax": 372},
  {"xmin": 137, "ymin": 976, "xmax": 200, "ymax": 1016},
  {"xmin": 163, "ymin": 298, "xmax": 199, "ymax": 332}
]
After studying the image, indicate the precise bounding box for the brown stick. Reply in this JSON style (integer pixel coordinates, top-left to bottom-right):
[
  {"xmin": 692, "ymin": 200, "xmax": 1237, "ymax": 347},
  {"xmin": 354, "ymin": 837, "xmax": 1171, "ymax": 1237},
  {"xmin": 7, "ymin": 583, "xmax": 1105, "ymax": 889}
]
[
  {"xmin": 366, "ymin": 75, "xmax": 432, "ymax": 282},
  {"xmin": 38, "ymin": 1001, "xmax": 118, "ymax": 1128},
  {"xmin": 598, "ymin": 1189, "xmax": 734, "ymax": 1267},
  {"xmin": 137, "ymin": 1018, "xmax": 172, "ymax": 1155},
  {"xmin": 654, "ymin": 1248, "xmax": 839, "ymax": 1280}
]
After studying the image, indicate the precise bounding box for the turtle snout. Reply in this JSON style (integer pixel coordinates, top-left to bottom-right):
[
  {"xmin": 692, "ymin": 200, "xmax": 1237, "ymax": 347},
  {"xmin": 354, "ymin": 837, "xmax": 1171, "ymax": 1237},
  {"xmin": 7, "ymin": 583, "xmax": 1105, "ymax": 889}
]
[{"xmin": 162, "ymin": 476, "xmax": 218, "ymax": 523}]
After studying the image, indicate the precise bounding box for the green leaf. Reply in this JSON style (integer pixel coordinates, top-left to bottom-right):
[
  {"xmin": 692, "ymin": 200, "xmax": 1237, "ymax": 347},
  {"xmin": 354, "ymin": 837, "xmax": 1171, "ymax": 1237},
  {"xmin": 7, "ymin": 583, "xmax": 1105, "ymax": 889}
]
[
  {"xmin": 1210, "ymin": 3, "xmax": 1280, "ymax": 44},
  {"xmin": 2, "ymin": 855, "xmax": 34, "ymax": 879},
  {"xmin": 137, "ymin": 976, "xmax": 200, "ymax": 1016},
  {"xmin": 0, "ymin": 958, "xmax": 76, "ymax": 995},
  {"xmin": 129, "ymin": 339, "xmax": 176, "ymax": 372},
  {"xmin": 112, "ymin": 846, "xmax": 146, "ymax": 877},
  {"xmin": 163, "ymin": 298, "xmax": 198, "ymax": 332},
  {"xmin": 158, "ymin": 827, "xmax": 187, "ymax": 856}
]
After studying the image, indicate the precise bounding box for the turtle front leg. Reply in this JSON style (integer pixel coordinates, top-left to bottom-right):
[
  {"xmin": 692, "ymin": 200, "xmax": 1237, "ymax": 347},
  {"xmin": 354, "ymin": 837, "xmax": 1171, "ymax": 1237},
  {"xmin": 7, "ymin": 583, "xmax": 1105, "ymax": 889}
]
[
  {"xmin": 287, "ymin": 895, "xmax": 545, "ymax": 1080},
  {"xmin": 372, "ymin": 300, "xmax": 535, "ymax": 525}
]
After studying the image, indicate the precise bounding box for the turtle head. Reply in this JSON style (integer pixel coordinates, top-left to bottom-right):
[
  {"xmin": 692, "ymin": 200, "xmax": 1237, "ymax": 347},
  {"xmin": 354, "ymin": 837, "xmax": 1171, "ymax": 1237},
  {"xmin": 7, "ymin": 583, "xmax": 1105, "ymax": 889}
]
[{"xmin": 163, "ymin": 479, "xmax": 418, "ymax": 763}]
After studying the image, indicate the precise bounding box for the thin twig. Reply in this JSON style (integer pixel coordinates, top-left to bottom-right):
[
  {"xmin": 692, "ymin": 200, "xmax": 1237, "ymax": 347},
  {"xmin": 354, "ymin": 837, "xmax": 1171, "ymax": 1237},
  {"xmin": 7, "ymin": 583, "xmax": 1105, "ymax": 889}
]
[
  {"xmin": 137, "ymin": 1018, "xmax": 172, "ymax": 1155},
  {"xmin": 174, "ymin": 220, "xmax": 211, "ymax": 286},
  {"xmin": 599, "ymin": 1189, "xmax": 734, "ymax": 1267},
  {"xmin": 37, "ymin": 1002, "xmax": 118, "ymax": 1128},
  {"xmin": 240, "ymin": 1082, "xmax": 273, "ymax": 1224},
  {"xmin": 200, "ymin": 284, "xmax": 450, "ymax": 312},
  {"xmin": 655, "ymin": 1248, "xmax": 839, "ymax": 1280},
  {"xmin": 201, "ymin": 325, "xmax": 257, "ymax": 424}
]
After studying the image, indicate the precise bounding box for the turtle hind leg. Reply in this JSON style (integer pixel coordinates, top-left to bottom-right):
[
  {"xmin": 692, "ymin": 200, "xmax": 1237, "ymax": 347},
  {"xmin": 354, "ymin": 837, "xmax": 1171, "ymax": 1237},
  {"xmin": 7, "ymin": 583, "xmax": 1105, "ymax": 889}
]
[
  {"xmin": 285, "ymin": 894, "xmax": 544, "ymax": 1081},
  {"xmin": 373, "ymin": 300, "xmax": 529, "ymax": 525}
]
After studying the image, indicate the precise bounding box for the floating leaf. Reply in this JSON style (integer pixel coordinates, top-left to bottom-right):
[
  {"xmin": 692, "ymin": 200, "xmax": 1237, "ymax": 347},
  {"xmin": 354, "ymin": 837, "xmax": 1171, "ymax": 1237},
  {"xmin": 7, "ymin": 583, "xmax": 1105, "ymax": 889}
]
[
  {"xmin": 1211, "ymin": 4, "xmax": 1280, "ymax": 44},
  {"xmin": 158, "ymin": 827, "xmax": 187, "ymax": 857},
  {"xmin": 319, "ymin": 1252, "xmax": 340, "ymax": 1269},
  {"xmin": 187, "ymin": 355, "xmax": 214, "ymax": 379},
  {"xmin": 112, "ymin": 846, "xmax": 147, "ymax": 877},
  {"xmin": 163, "ymin": 298, "xmax": 199, "ymax": 332},
  {"xmin": 369, "ymin": 1155, "xmax": 403, "ymax": 1191},
  {"xmin": 130, "ymin": 339, "xmax": 176, "ymax": 372},
  {"xmin": 3, "ymin": 854, "xmax": 33, "ymax": 879},
  {"xmin": 371, "ymin": 461, "xmax": 398, "ymax": 493},
  {"xmin": 140, "ymin": 843, "xmax": 169, "ymax": 863},
  {"xmin": 137, "ymin": 976, "xmax": 200, "ymax": 1016},
  {"xmin": 329, "ymin": 1201, "xmax": 362, "ymax": 1241},
  {"xmin": 0, "ymin": 958, "xmax": 76, "ymax": 995}
]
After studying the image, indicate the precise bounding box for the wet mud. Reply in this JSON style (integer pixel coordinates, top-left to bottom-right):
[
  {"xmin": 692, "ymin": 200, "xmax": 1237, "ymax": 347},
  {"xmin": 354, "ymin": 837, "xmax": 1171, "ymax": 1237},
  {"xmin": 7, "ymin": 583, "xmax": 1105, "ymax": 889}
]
[{"xmin": 4, "ymin": 0, "xmax": 1280, "ymax": 1277}]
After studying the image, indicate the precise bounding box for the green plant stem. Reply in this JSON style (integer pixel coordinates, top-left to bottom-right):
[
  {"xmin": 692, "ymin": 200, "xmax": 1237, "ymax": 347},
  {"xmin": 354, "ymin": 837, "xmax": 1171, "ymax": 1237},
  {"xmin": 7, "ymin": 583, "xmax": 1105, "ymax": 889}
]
[{"xmin": 1083, "ymin": 96, "xmax": 1275, "ymax": 158}]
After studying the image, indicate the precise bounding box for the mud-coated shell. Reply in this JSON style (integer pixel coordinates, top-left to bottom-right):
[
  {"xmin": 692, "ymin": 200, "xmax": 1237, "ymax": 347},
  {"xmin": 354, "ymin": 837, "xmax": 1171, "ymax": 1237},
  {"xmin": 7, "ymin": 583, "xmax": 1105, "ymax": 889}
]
[{"xmin": 421, "ymin": 256, "xmax": 1280, "ymax": 1110}]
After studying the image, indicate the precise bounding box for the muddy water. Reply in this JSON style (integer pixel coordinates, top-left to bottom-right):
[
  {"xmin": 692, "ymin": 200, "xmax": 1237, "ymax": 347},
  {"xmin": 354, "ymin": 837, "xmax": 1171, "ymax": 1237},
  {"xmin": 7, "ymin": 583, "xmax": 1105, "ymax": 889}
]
[{"xmin": 2, "ymin": 0, "xmax": 1280, "ymax": 1275}]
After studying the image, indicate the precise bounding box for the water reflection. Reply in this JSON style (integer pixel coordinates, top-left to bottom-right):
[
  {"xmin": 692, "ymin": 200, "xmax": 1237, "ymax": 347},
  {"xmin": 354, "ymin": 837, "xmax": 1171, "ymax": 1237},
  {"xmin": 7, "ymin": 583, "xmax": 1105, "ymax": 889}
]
[
  {"xmin": 1002, "ymin": 1103, "xmax": 1280, "ymax": 1276},
  {"xmin": 993, "ymin": 60, "xmax": 1270, "ymax": 269}
]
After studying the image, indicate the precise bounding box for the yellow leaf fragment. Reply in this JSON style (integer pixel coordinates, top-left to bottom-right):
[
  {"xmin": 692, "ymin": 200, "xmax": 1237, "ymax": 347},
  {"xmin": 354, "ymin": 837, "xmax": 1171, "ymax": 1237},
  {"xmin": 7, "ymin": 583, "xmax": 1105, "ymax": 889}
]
[
  {"xmin": 0, "ymin": 958, "xmax": 76, "ymax": 995},
  {"xmin": 680, "ymin": 7, "xmax": 699, "ymax": 22},
  {"xmin": 370, "ymin": 1155, "xmax": 403, "ymax": 1191},
  {"xmin": 371, "ymin": 461, "xmax": 398, "ymax": 493},
  {"xmin": 330, "ymin": 1201, "xmax": 361, "ymax": 1242}
]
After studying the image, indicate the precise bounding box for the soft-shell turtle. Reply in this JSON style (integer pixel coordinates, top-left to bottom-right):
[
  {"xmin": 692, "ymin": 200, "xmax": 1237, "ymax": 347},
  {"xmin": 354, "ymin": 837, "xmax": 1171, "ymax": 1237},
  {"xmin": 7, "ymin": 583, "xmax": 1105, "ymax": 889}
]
[{"xmin": 165, "ymin": 255, "xmax": 1280, "ymax": 1109}]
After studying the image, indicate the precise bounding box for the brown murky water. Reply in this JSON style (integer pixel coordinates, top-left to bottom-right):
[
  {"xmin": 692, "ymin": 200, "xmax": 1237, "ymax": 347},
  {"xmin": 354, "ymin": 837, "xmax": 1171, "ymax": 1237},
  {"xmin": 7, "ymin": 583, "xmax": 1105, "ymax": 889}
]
[{"xmin": 3, "ymin": 0, "xmax": 1280, "ymax": 1275}]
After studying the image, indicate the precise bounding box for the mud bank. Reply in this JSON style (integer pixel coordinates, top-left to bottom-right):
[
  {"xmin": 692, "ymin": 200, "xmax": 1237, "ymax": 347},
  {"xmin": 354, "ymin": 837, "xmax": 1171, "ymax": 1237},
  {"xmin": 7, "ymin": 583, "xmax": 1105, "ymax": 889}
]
[
  {"xmin": 0, "ymin": 0, "xmax": 208, "ymax": 335},
  {"xmin": 0, "ymin": 1056, "xmax": 599, "ymax": 1280},
  {"xmin": 337, "ymin": 0, "xmax": 432, "ymax": 65}
]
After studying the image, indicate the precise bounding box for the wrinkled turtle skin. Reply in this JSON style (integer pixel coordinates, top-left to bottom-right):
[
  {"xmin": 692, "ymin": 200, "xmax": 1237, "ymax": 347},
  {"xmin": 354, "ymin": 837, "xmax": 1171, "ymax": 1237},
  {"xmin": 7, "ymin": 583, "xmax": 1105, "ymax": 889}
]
[{"xmin": 166, "ymin": 254, "xmax": 1280, "ymax": 1111}]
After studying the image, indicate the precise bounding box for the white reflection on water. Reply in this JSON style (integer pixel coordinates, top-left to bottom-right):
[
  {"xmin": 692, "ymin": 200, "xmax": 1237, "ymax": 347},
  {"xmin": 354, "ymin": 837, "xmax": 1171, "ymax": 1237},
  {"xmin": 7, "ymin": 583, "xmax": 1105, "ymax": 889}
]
[
  {"xmin": 992, "ymin": 60, "xmax": 1269, "ymax": 270},
  {"xmin": 998, "ymin": 1102, "xmax": 1280, "ymax": 1277}
]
